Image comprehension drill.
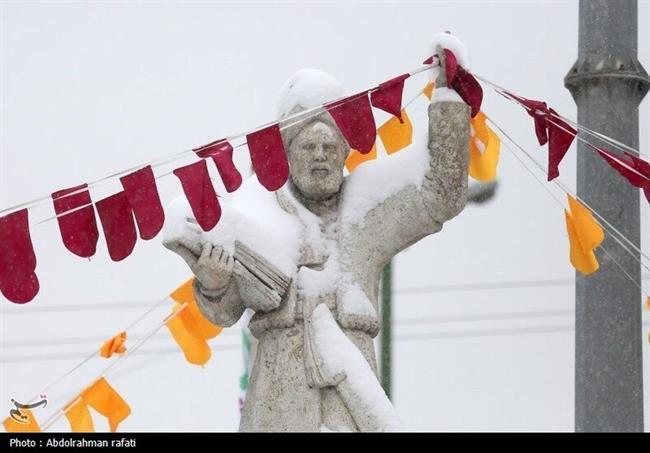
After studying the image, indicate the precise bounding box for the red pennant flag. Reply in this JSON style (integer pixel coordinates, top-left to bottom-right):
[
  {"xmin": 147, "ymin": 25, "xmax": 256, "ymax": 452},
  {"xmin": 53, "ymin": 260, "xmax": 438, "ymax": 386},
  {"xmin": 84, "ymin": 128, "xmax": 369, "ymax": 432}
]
[
  {"xmin": 625, "ymin": 152, "xmax": 650, "ymax": 178},
  {"xmin": 504, "ymin": 92, "xmax": 575, "ymax": 180},
  {"xmin": 52, "ymin": 184, "xmax": 99, "ymax": 258},
  {"xmin": 173, "ymin": 160, "xmax": 222, "ymax": 231},
  {"xmin": 505, "ymin": 92, "xmax": 550, "ymax": 146},
  {"xmin": 370, "ymin": 74, "xmax": 410, "ymax": 122},
  {"xmin": 422, "ymin": 55, "xmax": 435, "ymax": 65},
  {"xmin": 194, "ymin": 141, "xmax": 242, "ymax": 193},
  {"xmin": 443, "ymin": 49, "xmax": 482, "ymax": 118},
  {"xmin": 0, "ymin": 209, "xmax": 39, "ymax": 304},
  {"xmin": 596, "ymin": 147, "xmax": 650, "ymax": 202},
  {"xmin": 451, "ymin": 66, "xmax": 483, "ymax": 119},
  {"xmin": 326, "ymin": 93, "xmax": 377, "ymax": 154},
  {"xmin": 96, "ymin": 192, "xmax": 137, "ymax": 262},
  {"xmin": 547, "ymin": 109, "xmax": 576, "ymax": 181},
  {"xmin": 119, "ymin": 166, "xmax": 165, "ymax": 240},
  {"xmin": 247, "ymin": 124, "xmax": 290, "ymax": 191},
  {"xmin": 625, "ymin": 152, "xmax": 650, "ymax": 202}
]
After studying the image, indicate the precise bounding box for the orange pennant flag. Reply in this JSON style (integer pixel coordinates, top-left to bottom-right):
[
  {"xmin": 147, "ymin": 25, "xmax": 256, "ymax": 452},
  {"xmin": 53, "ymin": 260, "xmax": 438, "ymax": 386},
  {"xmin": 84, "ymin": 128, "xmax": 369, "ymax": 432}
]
[
  {"xmin": 378, "ymin": 110, "xmax": 413, "ymax": 155},
  {"xmin": 81, "ymin": 378, "xmax": 130, "ymax": 432},
  {"xmin": 567, "ymin": 196, "xmax": 605, "ymax": 253},
  {"xmin": 565, "ymin": 195, "xmax": 604, "ymax": 275},
  {"xmin": 423, "ymin": 81, "xmax": 435, "ymax": 100},
  {"xmin": 469, "ymin": 112, "xmax": 500, "ymax": 182},
  {"xmin": 166, "ymin": 278, "xmax": 224, "ymax": 366},
  {"xmin": 345, "ymin": 144, "xmax": 377, "ymax": 173},
  {"xmin": 171, "ymin": 278, "xmax": 222, "ymax": 340},
  {"xmin": 166, "ymin": 303, "xmax": 212, "ymax": 366},
  {"xmin": 3, "ymin": 408, "xmax": 41, "ymax": 433},
  {"xmin": 64, "ymin": 398, "xmax": 94, "ymax": 432},
  {"xmin": 100, "ymin": 331, "xmax": 127, "ymax": 358}
]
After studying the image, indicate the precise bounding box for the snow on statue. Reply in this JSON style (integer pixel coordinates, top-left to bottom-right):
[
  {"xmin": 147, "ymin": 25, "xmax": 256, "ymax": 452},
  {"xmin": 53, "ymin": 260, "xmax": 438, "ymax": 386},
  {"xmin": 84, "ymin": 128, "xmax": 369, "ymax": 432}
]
[{"xmin": 163, "ymin": 34, "xmax": 471, "ymax": 432}]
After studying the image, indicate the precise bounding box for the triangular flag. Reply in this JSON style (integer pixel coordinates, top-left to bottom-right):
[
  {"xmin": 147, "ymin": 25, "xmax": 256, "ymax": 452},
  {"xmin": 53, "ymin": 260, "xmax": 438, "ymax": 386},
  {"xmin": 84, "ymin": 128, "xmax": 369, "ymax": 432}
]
[
  {"xmin": 505, "ymin": 92, "xmax": 549, "ymax": 146},
  {"xmin": 166, "ymin": 302, "xmax": 212, "ymax": 366},
  {"xmin": 503, "ymin": 92, "xmax": 575, "ymax": 180},
  {"xmin": 247, "ymin": 124, "xmax": 290, "ymax": 192},
  {"xmin": 564, "ymin": 195, "xmax": 604, "ymax": 276},
  {"xmin": 95, "ymin": 191, "xmax": 137, "ymax": 262},
  {"xmin": 326, "ymin": 92, "xmax": 376, "ymax": 154},
  {"xmin": 443, "ymin": 48, "xmax": 458, "ymax": 84},
  {"xmin": 423, "ymin": 81, "xmax": 435, "ymax": 100},
  {"xmin": 64, "ymin": 399, "xmax": 94, "ymax": 432},
  {"xmin": 52, "ymin": 183, "xmax": 99, "ymax": 258},
  {"xmin": 194, "ymin": 140, "xmax": 243, "ymax": 193},
  {"xmin": 3, "ymin": 408, "xmax": 41, "ymax": 432},
  {"xmin": 596, "ymin": 147, "xmax": 650, "ymax": 202},
  {"xmin": 345, "ymin": 145, "xmax": 377, "ymax": 173},
  {"xmin": 120, "ymin": 166, "xmax": 165, "ymax": 240},
  {"xmin": 0, "ymin": 209, "xmax": 39, "ymax": 304},
  {"xmin": 170, "ymin": 279, "xmax": 222, "ymax": 340},
  {"xmin": 370, "ymin": 74, "xmax": 410, "ymax": 121},
  {"xmin": 565, "ymin": 210, "xmax": 599, "ymax": 275},
  {"xmin": 469, "ymin": 112, "xmax": 500, "ymax": 182},
  {"xmin": 173, "ymin": 160, "xmax": 222, "ymax": 231},
  {"xmin": 567, "ymin": 195, "xmax": 604, "ymax": 254},
  {"xmin": 547, "ymin": 109, "xmax": 576, "ymax": 181},
  {"xmin": 625, "ymin": 152, "xmax": 650, "ymax": 202},
  {"xmin": 378, "ymin": 109, "xmax": 413, "ymax": 154},
  {"xmin": 444, "ymin": 49, "xmax": 482, "ymax": 118},
  {"xmin": 99, "ymin": 331, "xmax": 127, "ymax": 359},
  {"xmin": 82, "ymin": 378, "xmax": 130, "ymax": 432}
]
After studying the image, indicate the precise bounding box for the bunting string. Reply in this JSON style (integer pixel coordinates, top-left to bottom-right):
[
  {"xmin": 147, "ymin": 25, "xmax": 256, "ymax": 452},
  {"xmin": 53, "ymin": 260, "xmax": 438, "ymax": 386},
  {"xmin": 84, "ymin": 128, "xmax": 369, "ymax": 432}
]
[
  {"xmin": 0, "ymin": 64, "xmax": 433, "ymax": 220},
  {"xmin": 488, "ymin": 114, "xmax": 649, "ymax": 267},
  {"xmin": 38, "ymin": 302, "xmax": 189, "ymax": 432},
  {"xmin": 488, "ymin": 115, "xmax": 650, "ymax": 292},
  {"xmin": 33, "ymin": 78, "xmax": 425, "ymax": 227},
  {"xmin": 17, "ymin": 293, "xmax": 171, "ymax": 416},
  {"xmin": 475, "ymin": 74, "xmax": 650, "ymax": 184},
  {"xmin": 474, "ymin": 74, "xmax": 648, "ymax": 159}
]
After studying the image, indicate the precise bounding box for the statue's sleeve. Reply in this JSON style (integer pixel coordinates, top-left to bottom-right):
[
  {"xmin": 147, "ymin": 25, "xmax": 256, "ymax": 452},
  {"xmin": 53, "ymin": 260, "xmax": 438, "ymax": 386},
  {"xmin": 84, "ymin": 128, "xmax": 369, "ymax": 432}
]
[
  {"xmin": 355, "ymin": 94, "xmax": 470, "ymax": 267},
  {"xmin": 193, "ymin": 278, "xmax": 245, "ymax": 328},
  {"xmin": 420, "ymin": 96, "xmax": 471, "ymax": 225}
]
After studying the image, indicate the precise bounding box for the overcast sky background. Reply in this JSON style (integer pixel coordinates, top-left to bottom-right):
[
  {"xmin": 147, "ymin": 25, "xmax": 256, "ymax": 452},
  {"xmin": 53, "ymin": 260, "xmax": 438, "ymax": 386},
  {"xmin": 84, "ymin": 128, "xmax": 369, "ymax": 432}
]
[{"xmin": 1, "ymin": 0, "xmax": 649, "ymax": 432}]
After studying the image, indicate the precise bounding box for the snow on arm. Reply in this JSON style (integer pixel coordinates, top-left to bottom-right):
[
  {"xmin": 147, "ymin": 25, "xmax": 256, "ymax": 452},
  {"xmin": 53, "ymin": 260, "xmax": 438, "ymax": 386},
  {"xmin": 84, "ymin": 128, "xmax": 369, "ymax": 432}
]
[{"xmin": 163, "ymin": 175, "xmax": 302, "ymax": 277}]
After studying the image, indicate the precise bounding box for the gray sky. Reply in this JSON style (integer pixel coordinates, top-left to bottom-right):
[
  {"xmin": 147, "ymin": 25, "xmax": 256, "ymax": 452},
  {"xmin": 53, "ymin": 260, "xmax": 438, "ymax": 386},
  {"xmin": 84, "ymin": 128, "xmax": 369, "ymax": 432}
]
[{"xmin": 1, "ymin": 0, "xmax": 648, "ymax": 431}]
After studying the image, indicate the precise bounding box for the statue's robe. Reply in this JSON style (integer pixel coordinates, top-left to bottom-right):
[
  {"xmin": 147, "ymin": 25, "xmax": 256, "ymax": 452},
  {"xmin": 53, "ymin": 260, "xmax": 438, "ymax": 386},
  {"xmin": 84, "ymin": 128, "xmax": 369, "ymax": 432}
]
[{"xmin": 170, "ymin": 97, "xmax": 470, "ymax": 431}]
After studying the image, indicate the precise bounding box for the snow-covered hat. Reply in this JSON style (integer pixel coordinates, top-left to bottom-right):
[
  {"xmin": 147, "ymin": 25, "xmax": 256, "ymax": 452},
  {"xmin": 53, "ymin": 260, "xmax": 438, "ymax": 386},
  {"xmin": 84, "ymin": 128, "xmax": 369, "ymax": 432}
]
[{"xmin": 277, "ymin": 68, "xmax": 348, "ymax": 150}]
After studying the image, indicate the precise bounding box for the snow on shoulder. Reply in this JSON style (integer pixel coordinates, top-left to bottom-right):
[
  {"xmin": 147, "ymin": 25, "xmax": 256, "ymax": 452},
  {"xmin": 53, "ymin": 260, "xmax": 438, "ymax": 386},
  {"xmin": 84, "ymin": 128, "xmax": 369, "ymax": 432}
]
[{"xmin": 341, "ymin": 133, "xmax": 430, "ymax": 228}]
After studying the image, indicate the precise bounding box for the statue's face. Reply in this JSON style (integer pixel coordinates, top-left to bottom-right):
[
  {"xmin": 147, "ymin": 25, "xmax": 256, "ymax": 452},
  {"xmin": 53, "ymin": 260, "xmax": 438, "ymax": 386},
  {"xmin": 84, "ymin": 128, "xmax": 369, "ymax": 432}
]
[{"xmin": 287, "ymin": 121, "xmax": 347, "ymax": 200}]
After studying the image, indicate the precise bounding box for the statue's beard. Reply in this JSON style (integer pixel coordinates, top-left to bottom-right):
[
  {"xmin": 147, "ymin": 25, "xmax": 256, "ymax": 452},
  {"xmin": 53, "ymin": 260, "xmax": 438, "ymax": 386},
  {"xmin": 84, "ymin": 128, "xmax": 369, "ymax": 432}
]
[{"xmin": 290, "ymin": 172, "xmax": 343, "ymax": 202}]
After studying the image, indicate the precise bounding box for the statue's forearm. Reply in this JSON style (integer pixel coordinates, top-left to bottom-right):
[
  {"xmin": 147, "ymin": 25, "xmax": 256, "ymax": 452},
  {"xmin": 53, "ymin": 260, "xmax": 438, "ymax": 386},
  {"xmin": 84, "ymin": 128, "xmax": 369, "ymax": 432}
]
[
  {"xmin": 422, "ymin": 98, "xmax": 470, "ymax": 223},
  {"xmin": 193, "ymin": 278, "xmax": 245, "ymax": 327}
]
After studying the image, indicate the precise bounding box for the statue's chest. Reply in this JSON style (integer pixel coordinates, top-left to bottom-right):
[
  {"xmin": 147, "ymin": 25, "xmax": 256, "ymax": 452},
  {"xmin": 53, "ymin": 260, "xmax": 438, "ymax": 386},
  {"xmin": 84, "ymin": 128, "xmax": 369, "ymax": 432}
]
[{"xmin": 294, "ymin": 217, "xmax": 342, "ymax": 316}]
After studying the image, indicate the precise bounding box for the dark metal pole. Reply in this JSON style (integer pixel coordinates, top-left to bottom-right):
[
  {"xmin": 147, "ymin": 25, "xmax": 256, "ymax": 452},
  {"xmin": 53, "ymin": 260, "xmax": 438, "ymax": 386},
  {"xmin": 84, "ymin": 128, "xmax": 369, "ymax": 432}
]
[
  {"xmin": 381, "ymin": 260, "xmax": 392, "ymax": 399},
  {"xmin": 565, "ymin": 0, "xmax": 649, "ymax": 432}
]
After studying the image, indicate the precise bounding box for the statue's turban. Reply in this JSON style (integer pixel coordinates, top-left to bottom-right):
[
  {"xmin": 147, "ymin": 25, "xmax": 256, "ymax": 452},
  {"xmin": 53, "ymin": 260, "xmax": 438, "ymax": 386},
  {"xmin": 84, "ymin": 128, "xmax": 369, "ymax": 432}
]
[{"xmin": 276, "ymin": 68, "xmax": 348, "ymax": 150}]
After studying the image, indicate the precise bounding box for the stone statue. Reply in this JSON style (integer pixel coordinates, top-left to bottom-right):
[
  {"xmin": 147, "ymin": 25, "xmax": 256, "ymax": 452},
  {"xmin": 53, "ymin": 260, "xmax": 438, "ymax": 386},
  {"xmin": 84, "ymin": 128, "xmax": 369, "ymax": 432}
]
[{"xmin": 163, "ymin": 41, "xmax": 471, "ymax": 432}]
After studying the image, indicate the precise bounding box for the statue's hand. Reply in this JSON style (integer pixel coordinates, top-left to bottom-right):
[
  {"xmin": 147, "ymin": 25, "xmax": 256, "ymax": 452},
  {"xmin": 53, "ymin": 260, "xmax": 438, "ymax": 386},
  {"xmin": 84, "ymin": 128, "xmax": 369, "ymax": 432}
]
[
  {"xmin": 178, "ymin": 242, "xmax": 234, "ymax": 292},
  {"xmin": 434, "ymin": 44, "xmax": 448, "ymax": 89}
]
